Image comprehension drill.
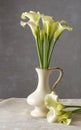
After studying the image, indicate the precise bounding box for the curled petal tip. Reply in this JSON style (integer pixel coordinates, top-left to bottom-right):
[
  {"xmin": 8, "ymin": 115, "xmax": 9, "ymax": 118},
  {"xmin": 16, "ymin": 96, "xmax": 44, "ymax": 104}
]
[
  {"xmin": 20, "ymin": 21, "xmax": 27, "ymax": 27},
  {"xmin": 21, "ymin": 12, "xmax": 27, "ymax": 19}
]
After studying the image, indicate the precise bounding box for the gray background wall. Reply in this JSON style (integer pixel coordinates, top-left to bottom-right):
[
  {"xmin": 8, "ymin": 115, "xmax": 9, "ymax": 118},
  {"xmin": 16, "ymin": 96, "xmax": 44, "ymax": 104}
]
[{"xmin": 0, "ymin": 0, "xmax": 81, "ymax": 98}]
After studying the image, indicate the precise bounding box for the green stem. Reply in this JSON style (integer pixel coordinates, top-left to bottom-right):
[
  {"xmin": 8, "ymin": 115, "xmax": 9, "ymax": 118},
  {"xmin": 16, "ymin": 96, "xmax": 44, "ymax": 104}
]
[
  {"xmin": 36, "ymin": 37, "xmax": 43, "ymax": 68},
  {"xmin": 43, "ymin": 34, "xmax": 46, "ymax": 68},
  {"xmin": 71, "ymin": 108, "xmax": 81, "ymax": 114},
  {"xmin": 65, "ymin": 105, "xmax": 81, "ymax": 108},
  {"xmin": 48, "ymin": 40, "xmax": 56, "ymax": 67},
  {"xmin": 46, "ymin": 38, "xmax": 52, "ymax": 68},
  {"xmin": 43, "ymin": 33, "xmax": 49, "ymax": 69},
  {"xmin": 46, "ymin": 39, "xmax": 50, "ymax": 69},
  {"xmin": 41, "ymin": 42, "xmax": 43, "ymax": 68}
]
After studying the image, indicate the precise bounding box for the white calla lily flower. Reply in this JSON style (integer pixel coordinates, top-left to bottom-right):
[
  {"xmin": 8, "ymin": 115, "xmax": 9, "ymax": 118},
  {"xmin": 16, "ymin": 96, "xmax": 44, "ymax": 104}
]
[
  {"xmin": 45, "ymin": 91, "xmax": 72, "ymax": 125},
  {"xmin": 21, "ymin": 11, "xmax": 40, "ymax": 24},
  {"xmin": 45, "ymin": 91, "xmax": 64, "ymax": 111},
  {"xmin": 58, "ymin": 112, "xmax": 72, "ymax": 125},
  {"xmin": 54, "ymin": 21, "xmax": 72, "ymax": 43}
]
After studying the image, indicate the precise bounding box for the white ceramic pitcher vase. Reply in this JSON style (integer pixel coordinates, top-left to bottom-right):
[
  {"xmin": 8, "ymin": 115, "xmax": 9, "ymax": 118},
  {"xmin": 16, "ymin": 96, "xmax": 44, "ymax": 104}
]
[{"xmin": 27, "ymin": 67, "xmax": 63, "ymax": 117}]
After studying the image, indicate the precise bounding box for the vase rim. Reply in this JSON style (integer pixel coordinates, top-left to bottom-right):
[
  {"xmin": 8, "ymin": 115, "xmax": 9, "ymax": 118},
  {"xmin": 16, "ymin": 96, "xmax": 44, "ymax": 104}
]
[{"xmin": 35, "ymin": 67, "xmax": 51, "ymax": 71}]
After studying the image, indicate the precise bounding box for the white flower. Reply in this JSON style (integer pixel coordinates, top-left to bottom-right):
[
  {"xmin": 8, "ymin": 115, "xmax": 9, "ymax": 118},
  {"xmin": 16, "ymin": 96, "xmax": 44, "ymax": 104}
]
[
  {"xmin": 41, "ymin": 15, "xmax": 56, "ymax": 42},
  {"xmin": 54, "ymin": 21, "xmax": 72, "ymax": 43},
  {"xmin": 57, "ymin": 112, "xmax": 72, "ymax": 125},
  {"xmin": 21, "ymin": 11, "xmax": 40, "ymax": 24},
  {"xmin": 44, "ymin": 91, "xmax": 64, "ymax": 111},
  {"xmin": 44, "ymin": 91, "xmax": 72, "ymax": 125}
]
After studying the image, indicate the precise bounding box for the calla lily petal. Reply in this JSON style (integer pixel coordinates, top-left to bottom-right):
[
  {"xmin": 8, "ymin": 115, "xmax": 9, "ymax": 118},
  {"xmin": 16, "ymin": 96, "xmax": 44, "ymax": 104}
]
[
  {"xmin": 21, "ymin": 11, "xmax": 40, "ymax": 24},
  {"xmin": 58, "ymin": 112, "xmax": 72, "ymax": 125},
  {"xmin": 41, "ymin": 15, "xmax": 56, "ymax": 41},
  {"xmin": 54, "ymin": 21, "xmax": 72, "ymax": 43},
  {"xmin": 59, "ymin": 118, "xmax": 71, "ymax": 125},
  {"xmin": 45, "ymin": 91, "xmax": 64, "ymax": 111},
  {"xmin": 47, "ymin": 109, "xmax": 72, "ymax": 125},
  {"xmin": 40, "ymin": 30, "xmax": 44, "ymax": 43},
  {"xmin": 47, "ymin": 108, "xmax": 57, "ymax": 123},
  {"xmin": 20, "ymin": 21, "xmax": 27, "ymax": 27},
  {"xmin": 27, "ymin": 21, "xmax": 39, "ymax": 39}
]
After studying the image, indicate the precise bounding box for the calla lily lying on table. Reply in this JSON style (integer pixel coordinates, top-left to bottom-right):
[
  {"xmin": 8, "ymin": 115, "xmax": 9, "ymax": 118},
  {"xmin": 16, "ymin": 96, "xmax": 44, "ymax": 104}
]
[
  {"xmin": 44, "ymin": 92, "xmax": 71, "ymax": 125},
  {"xmin": 20, "ymin": 11, "xmax": 72, "ymax": 69},
  {"xmin": 44, "ymin": 91, "xmax": 81, "ymax": 125}
]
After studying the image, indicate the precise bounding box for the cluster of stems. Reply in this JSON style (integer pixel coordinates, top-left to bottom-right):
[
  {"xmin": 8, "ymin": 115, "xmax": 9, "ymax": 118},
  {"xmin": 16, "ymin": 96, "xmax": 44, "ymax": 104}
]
[{"xmin": 36, "ymin": 31, "xmax": 56, "ymax": 69}]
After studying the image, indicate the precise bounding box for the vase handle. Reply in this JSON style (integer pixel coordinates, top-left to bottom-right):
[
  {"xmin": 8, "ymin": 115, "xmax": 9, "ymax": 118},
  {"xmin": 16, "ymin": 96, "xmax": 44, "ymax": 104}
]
[{"xmin": 49, "ymin": 67, "xmax": 63, "ymax": 91}]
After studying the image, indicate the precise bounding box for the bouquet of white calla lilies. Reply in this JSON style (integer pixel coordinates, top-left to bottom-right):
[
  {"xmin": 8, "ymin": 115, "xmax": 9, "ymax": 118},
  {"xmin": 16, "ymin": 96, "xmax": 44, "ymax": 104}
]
[{"xmin": 20, "ymin": 11, "xmax": 72, "ymax": 69}]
